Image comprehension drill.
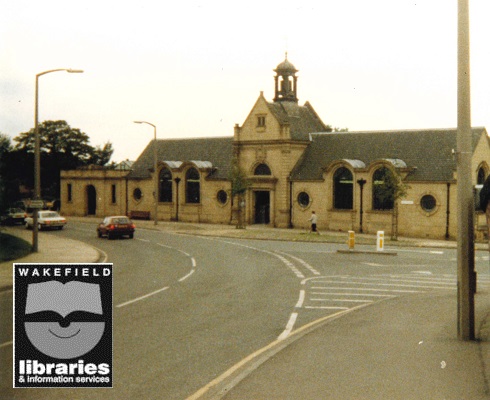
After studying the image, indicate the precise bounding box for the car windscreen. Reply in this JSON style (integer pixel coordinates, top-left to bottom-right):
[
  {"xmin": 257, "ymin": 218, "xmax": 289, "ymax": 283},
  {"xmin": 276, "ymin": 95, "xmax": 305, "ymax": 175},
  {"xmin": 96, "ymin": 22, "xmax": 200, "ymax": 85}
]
[
  {"xmin": 41, "ymin": 212, "xmax": 59, "ymax": 218},
  {"xmin": 112, "ymin": 218, "xmax": 130, "ymax": 224}
]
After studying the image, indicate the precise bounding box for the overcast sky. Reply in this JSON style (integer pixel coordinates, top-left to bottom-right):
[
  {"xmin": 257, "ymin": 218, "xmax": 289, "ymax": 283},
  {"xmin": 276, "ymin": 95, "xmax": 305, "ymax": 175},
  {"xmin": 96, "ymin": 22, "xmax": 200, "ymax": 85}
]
[{"xmin": 1, "ymin": 0, "xmax": 489, "ymax": 162}]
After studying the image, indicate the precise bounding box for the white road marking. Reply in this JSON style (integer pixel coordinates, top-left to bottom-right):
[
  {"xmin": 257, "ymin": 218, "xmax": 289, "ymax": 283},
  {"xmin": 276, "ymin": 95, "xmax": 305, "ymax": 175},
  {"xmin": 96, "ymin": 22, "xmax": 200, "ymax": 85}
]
[
  {"xmin": 187, "ymin": 305, "xmax": 371, "ymax": 400},
  {"xmin": 277, "ymin": 312, "xmax": 298, "ymax": 341},
  {"xmin": 312, "ymin": 280, "xmax": 453, "ymax": 290},
  {"xmin": 179, "ymin": 269, "xmax": 195, "ymax": 282},
  {"xmin": 116, "ymin": 286, "xmax": 169, "ymax": 308},
  {"xmin": 295, "ymin": 290, "xmax": 305, "ymax": 308},
  {"xmin": 310, "ymin": 292, "xmax": 394, "ymax": 297},
  {"xmin": 0, "ymin": 341, "xmax": 12, "ymax": 349},
  {"xmin": 396, "ymin": 249, "xmax": 445, "ymax": 254},
  {"xmin": 276, "ymin": 251, "xmax": 320, "ymax": 275},
  {"xmin": 311, "ymin": 286, "xmax": 420, "ymax": 293},
  {"xmin": 311, "ymin": 298, "xmax": 374, "ymax": 303},
  {"xmin": 156, "ymin": 243, "xmax": 197, "ymax": 282},
  {"xmin": 337, "ymin": 276, "xmax": 456, "ymax": 286},
  {"xmin": 218, "ymin": 239, "xmax": 306, "ymax": 278},
  {"xmin": 305, "ymin": 306, "xmax": 349, "ymax": 310},
  {"xmin": 268, "ymin": 252, "xmax": 304, "ymax": 278}
]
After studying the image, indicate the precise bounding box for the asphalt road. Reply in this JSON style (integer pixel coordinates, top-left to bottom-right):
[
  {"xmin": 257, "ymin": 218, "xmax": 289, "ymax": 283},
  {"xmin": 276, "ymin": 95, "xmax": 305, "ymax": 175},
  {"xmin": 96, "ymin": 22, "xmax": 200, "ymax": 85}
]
[{"xmin": 1, "ymin": 222, "xmax": 490, "ymax": 399}]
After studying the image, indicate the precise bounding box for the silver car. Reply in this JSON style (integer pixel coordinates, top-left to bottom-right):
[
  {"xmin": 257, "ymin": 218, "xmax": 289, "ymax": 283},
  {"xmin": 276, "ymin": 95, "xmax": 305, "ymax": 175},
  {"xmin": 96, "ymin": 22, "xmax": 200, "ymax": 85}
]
[{"xmin": 25, "ymin": 211, "xmax": 67, "ymax": 231}]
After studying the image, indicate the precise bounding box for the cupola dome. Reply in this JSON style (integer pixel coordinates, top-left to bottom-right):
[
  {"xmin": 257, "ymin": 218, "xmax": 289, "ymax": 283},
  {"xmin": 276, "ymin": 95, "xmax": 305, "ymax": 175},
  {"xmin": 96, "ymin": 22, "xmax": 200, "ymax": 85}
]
[{"xmin": 273, "ymin": 53, "xmax": 298, "ymax": 103}]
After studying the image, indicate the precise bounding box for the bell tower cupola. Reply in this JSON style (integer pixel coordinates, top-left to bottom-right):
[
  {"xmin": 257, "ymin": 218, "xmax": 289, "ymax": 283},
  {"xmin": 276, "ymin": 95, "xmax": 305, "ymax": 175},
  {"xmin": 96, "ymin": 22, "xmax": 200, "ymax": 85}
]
[{"xmin": 273, "ymin": 53, "xmax": 298, "ymax": 103}]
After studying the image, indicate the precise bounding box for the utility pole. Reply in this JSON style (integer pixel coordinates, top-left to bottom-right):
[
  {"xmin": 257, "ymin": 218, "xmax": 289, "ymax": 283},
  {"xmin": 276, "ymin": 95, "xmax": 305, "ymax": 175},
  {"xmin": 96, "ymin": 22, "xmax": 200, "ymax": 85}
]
[{"xmin": 456, "ymin": 0, "xmax": 475, "ymax": 340}]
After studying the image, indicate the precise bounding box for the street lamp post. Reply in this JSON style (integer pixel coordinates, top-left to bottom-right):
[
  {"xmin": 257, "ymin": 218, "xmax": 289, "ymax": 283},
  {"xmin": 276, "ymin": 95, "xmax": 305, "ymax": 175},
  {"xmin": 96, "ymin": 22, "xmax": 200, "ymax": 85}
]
[
  {"xmin": 134, "ymin": 121, "xmax": 158, "ymax": 225},
  {"xmin": 456, "ymin": 0, "xmax": 475, "ymax": 341},
  {"xmin": 33, "ymin": 68, "xmax": 83, "ymax": 252}
]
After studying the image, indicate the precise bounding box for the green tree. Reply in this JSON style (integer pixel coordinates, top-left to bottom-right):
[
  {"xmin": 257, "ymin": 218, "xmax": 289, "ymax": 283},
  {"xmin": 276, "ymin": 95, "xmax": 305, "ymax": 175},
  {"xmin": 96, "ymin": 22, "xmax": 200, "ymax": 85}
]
[
  {"xmin": 11, "ymin": 120, "xmax": 113, "ymax": 199},
  {"xmin": 229, "ymin": 158, "xmax": 250, "ymax": 229},
  {"xmin": 0, "ymin": 134, "xmax": 13, "ymax": 211},
  {"xmin": 374, "ymin": 166, "xmax": 409, "ymax": 240}
]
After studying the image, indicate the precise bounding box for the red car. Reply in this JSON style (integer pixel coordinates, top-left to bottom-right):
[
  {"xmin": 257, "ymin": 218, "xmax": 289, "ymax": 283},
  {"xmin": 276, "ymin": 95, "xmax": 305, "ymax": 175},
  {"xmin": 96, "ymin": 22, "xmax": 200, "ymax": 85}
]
[{"xmin": 97, "ymin": 216, "xmax": 135, "ymax": 239}]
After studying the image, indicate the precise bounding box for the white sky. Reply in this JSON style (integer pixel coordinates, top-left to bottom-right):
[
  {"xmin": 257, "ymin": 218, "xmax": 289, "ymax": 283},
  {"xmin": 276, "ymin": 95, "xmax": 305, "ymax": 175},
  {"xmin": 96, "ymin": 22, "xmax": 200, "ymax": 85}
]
[{"xmin": 1, "ymin": 0, "xmax": 489, "ymax": 162}]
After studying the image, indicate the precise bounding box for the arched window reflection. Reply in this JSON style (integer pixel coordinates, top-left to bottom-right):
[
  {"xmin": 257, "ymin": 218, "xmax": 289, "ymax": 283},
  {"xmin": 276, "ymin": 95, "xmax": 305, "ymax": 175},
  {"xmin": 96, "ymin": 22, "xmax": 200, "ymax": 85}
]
[
  {"xmin": 186, "ymin": 168, "xmax": 200, "ymax": 204},
  {"xmin": 333, "ymin": 167, "xmax": 353, "ymax": 210},
  {"xmin": 159, "ymin": 168, "xmax": 172, "ymax": 202},
  {"xmin": 372, "ymin": 167, "xmax": 394, "ymax": 210}
]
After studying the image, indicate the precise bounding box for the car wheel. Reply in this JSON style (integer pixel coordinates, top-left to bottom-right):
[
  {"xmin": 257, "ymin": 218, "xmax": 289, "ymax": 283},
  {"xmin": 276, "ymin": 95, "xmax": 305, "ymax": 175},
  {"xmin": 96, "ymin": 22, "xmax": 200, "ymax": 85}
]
[
  {"xmin": 38, "ymin": 223, "xmax": 42, "ymax": 231},
  {"xmin": 129, "ymin": 233, "xmax": 134, "ymax": 239},
  {"xmin": 97, "ymin": 230, "xmax": 102, "ymax": 238},
  {"xmin": 25, "ymin": 222, "xmax": 30, "ymax": 230},
  {"xmin": 108, "ymin": 233, "xmax": 114, "ymax": 240}
]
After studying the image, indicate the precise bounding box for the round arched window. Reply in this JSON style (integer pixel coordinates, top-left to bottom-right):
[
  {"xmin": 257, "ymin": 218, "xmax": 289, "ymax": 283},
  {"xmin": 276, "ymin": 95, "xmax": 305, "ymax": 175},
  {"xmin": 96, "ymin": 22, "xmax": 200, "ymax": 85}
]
[
  {"xmin": 133, "ymin": 188, "xmax": 142, "ymax": 201},
  {"xmin": 254, "ymin": 163, "xmax": 272, "ymax": 176},
  {"xmin": 217, "ymin": 190, "xmax": 228, "ymax": 205},
  {"xmin": 420, "ymin": 194, "xmax": 436, "ymax": 212},
  {"xmin": 297, "ymin": 192, "xmax": 310, "ymax": 208}
]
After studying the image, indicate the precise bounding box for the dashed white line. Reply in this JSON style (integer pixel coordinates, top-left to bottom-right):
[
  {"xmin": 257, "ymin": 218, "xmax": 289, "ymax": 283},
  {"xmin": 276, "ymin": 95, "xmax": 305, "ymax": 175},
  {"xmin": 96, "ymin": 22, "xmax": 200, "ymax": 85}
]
[{"xmin": 116, "ymin": 286, "xmax": 169, "ymax": 308}]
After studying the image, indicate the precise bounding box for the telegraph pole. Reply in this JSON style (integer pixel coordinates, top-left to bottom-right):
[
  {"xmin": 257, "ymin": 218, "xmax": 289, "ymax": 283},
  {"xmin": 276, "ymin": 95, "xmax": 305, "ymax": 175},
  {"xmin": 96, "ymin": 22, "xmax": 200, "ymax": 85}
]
[{"xmin": 456, "ymin": 0, "xmax": 475, "ymax": 340}]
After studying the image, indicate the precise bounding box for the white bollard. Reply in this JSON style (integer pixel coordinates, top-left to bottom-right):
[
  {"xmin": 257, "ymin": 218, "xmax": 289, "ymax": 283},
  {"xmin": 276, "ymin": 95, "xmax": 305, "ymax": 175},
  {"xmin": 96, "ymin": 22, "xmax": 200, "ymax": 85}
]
[
  {"xmin": 377, "ymin": 231, "xmax": 384, "ymax": 252},
  {"xmin": 348, "ymin": 230, "xmax": 355, "ymax": 250}
]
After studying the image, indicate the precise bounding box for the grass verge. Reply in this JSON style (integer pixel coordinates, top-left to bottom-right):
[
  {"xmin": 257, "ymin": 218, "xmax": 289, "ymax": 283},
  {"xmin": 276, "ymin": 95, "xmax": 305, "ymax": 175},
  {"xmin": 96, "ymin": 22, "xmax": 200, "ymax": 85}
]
[{"xmin": 0, "ymin": 232, "xmax": 31, "ymax": 262}]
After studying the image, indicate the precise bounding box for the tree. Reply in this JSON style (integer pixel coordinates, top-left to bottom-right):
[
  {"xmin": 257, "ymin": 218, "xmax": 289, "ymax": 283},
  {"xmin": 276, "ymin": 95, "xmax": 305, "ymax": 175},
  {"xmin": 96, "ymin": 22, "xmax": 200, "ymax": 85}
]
[
  {"xmin": 10, "ymin": 120, "xmax": 113, "ymax": 200},
  {"xmin": 0, "ymin": 134, "xmax": 12, "ymax": 211},
  {"xmin": 229, "ymin": 158, "xmax": 250, "ymax": 229},
  {"xmin": 374, "ymin": 166, "xmax": 409, "ymax": 240}
]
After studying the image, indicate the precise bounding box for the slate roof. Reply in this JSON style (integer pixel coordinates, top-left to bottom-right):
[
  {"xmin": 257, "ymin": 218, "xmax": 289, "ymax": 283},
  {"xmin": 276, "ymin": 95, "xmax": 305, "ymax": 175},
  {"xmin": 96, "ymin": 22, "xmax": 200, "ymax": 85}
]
[
  {"xmin": 291, "ymin": 128, "xmax": 488, "ymax": 182},
  {"xmin": 266, "ymin": 101, "xmax": 328, "ymax": 141},
  {"xmin": 128, "ymin": 137, "xmax": 233, "ymax": 180}
]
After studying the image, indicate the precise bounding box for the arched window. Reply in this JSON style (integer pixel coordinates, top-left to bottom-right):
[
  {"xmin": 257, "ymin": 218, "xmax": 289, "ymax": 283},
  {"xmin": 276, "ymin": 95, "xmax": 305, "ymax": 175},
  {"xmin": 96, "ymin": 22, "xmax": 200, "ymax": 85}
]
[
  {"xmin": 333, "ymin": 167, "xmax": 353, "ymax": 210},
  {"xmin": 159, "ymin": 168, "xmax": 173, "ymax": 202},
  {"xmin": 372, "ymin": 167, "xmax": 394, "ymax": 210},
  {"xmin": 186, "ymin": 168, "xmax": 200, "ymax": 204},
  {"xmin": 254, "ymin": 163, "xmax": 272, "ymax": 176},
  {"xmin": 477, "ymin": 167, "xmax": 486, "ymax": 185}
]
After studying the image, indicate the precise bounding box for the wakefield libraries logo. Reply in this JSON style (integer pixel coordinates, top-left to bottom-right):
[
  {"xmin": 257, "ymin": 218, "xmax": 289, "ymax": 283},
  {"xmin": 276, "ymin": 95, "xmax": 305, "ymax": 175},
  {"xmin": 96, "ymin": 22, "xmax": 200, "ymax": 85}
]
[{"xmin": 13, "ymin": 263, "xmax": 113, "ymax": 388}]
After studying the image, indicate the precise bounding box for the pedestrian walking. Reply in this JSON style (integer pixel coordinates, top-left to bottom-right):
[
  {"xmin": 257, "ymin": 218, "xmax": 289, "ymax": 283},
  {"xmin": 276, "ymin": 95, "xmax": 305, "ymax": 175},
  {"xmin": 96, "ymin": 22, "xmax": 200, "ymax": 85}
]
[{"xmin": 308, "ymin": 211, "xmax": 319, "ymax": 234}]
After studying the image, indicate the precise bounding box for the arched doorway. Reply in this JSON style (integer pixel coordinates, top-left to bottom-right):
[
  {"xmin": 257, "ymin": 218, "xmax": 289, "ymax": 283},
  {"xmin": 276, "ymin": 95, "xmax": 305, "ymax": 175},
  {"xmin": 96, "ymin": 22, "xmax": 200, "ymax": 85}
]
[{"xmin": 87, "ymin": 185, "xmax": 97, "ymax": 215}]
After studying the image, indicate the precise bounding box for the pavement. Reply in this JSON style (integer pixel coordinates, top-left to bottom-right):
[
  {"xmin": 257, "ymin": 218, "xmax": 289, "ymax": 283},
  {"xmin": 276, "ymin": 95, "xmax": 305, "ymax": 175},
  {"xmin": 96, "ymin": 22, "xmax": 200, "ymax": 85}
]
[{"xmin": 1, "ymin": 219, "xmax": 490, "ymax": 399}]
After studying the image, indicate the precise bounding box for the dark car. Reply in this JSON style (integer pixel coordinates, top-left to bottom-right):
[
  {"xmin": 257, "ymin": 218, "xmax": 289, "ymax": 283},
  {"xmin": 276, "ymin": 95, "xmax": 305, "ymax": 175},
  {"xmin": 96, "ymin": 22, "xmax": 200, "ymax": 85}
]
[
  {"xmin": 1, "ymin": 208, "xmax": 27, "ymax": 225},
  {"xmin": 97, "ymin": 216, "xmax": 135, "ymax": 239}
]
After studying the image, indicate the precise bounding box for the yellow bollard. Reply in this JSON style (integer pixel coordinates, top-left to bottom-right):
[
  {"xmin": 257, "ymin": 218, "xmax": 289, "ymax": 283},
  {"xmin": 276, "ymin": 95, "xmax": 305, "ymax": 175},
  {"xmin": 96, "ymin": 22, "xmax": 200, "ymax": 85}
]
[
  {"xmin": 348, "ymin": 230, "xmax": 355, "ymax": 250},
  {"xmin": 377, "ymin": 231, "xmax": 384, "ymax": 251}
]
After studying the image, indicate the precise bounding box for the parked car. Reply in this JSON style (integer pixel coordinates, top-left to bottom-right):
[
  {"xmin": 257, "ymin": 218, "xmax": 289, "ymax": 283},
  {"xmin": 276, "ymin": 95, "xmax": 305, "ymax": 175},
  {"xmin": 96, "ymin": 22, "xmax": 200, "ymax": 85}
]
[
  {"xmin": 24, "ymin": 211, "xmax": 67, "ymax": 231},
  {"xmin": 97, "ymin": 216, "xmax": 135, "ymax": 239},
  {"xmin": 0, "ymin": 208, "xmax": 27, "ymax": 225}
]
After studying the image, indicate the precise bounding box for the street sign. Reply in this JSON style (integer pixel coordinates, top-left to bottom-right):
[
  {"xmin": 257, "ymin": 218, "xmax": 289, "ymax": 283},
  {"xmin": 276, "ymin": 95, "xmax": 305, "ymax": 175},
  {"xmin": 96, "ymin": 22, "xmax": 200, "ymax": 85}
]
[{"xmin": 29, "ymin": 200, "xmax": 44, "ymax": 209}]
